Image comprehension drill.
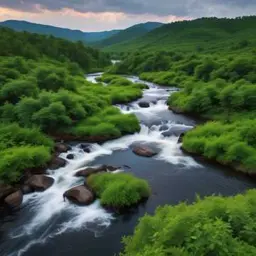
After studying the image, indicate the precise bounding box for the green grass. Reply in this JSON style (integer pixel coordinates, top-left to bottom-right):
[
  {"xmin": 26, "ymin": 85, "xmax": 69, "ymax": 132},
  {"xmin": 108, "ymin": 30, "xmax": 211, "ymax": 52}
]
[{"xmin": 87, "ymin": 172, "xmax": 151, "ymax": 209}]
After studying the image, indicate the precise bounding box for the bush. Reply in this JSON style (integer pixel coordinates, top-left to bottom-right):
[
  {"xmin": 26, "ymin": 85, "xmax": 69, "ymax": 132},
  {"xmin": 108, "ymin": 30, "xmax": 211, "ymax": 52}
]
[
  {"xmin": 87, "ymin": 173, "xmax": 150, "ymax": 208},
  {"xmin": 120, "ymin": 190, "xmax": 256, "ymax": 256},
  {"xmin": 0, "ymin": 146, "xmax": 51, "ymax": 183},
  {"xmin": 0, "ymin": 79, "xmax": 38, "ymax": 104}
]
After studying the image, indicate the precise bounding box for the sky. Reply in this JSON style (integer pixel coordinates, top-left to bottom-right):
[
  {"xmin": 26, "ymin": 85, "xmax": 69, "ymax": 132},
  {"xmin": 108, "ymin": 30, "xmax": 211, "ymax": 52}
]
[{"xmin": 0, "ymin": 1, "xmax": 255, "ymax": 32}]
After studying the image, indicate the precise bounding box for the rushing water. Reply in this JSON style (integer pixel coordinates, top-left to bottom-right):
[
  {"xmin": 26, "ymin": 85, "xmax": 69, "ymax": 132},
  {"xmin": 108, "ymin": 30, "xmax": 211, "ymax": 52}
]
[{"xmin": 0, "ymin": 74, "xmax": 255, "ymax": 256}]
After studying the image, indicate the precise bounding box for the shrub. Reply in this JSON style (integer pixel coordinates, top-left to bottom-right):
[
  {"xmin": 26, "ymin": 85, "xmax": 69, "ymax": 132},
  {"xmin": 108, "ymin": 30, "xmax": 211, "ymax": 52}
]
[
  {"xmin": 87, "ymin": 172, "xmax": 151, "ymax": 209},
  {"xmin": 0, "ymin": 146, "xmax": 51, "ymax": 183},
  {"xmin": 120, "ymin": 190, "xmax": 256, "ymax": 256}
]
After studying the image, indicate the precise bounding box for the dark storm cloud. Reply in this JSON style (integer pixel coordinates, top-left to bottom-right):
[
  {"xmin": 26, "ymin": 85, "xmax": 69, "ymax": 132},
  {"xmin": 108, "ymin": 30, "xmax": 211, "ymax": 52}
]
[{"xmin": 0, "ymin": 0, "xmax": 255, "ymax": 17}]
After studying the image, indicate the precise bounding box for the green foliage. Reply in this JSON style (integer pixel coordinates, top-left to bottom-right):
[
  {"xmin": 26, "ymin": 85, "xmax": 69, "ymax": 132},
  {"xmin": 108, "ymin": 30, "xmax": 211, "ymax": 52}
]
[
  {"xmin": 0, "ymin": 79, "xmax": 38, "ymax": 104},
  {"xmin": 182, "ymin": 120, "xmax": 256, "ymax": 173},
  {"xmin": 71, "ymin": 107, "xmax": 140, "ymax": 137},
  {"xmin": 0, "ymin": 146, "xmax": 51, "ymax": 183},
  {"xmin": 0, "ymin": 27, "xmax": 110, "ymax": 71},
  {"xmin": 87, "ymin": 172, "xmax": 151, "ymax": 208},
  {"xmin": 120, "ymin": 190, "xmax": 256, "ymax": 256}
]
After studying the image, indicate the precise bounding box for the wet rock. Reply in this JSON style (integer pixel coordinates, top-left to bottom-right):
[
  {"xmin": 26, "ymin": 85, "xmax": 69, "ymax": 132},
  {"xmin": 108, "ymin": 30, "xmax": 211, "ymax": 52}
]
[
  {"xmin": 49, "ymin": 157, "xmax": 67, "ymax": 170},
  {"xmin": 132, "ymin": 146, "xmax": 157, "ymax": 158},
  {"xmin": 159, "ymin": 125, "xmax": 169, "ymax": 131},
  {"xmin": 178, "ymin": 132, "xmax": 186, "ymax": 144},
  {"xmin": 151, "ymin": 100, "xmax": 157, "ymax": 105},
  {"xmin": 21, "ymin": 185, "xmax": 33, "ymax": 195},
  {"xmin": 162, "ymin": 126, "xmax": 192, "ymax": 137},
  {"xmin": 138, "ymin": 101, "xmax": 150, "ymax": 108},
  {"xmin": 0, "ymin": 184, "xmax": 16, "ymax": 201},
  {"xmin": 67, "ymin": 154, "xmax": 74, "ymax": 160},
  {"xmin": 75, "ymin": 165, "xmax": 119, "ymax": 177},
  {"xmin": 80, "ymin": 143, "xmax": 91, "ymax": 153},
  {"xmin": 63, "ymin": 185, "xmax": 95, "ymax": 205},
  {"xmin": 25, "ymin": 175, "xmax": 54, "ymax": 191},
  {"xmin": 54, "ymin": 142, "xmax": 71, "ymax": 153},
  {"xmin": 4, "ymin": 190, "xmax": 23, "ymax": 208}
]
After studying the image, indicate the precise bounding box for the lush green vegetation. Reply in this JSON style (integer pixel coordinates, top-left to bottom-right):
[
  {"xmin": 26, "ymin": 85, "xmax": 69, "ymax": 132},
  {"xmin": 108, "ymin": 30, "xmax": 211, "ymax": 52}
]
[
  {"xmin": 104, "ymin": 16, "xmax": 256, "ymax": 52},
  {"xmin": 109, "ymin": 16, "xmax": 256, "ymax": 174},
  {"xmin": 0, "ymin": 28, "xmax": 145, "ymax": 185},
  {"xmin": 87, "ymin": 173, "xmax": 150, "ymax": 209},
  {"xmin": 120, "ymin": 189, "xmax": 256, "ymax": 255},
  {"xmin": 0, "ymin": 27, "xmax": 110, "ymax": 71},
  {"xmin": 93, "ymin": 22, "xmax": 163, "ymax": 48}
]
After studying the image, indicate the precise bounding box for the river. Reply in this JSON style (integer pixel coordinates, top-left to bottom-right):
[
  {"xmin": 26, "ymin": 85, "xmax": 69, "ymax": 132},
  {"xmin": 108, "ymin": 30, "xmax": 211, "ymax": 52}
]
[{"xmin": 0, "ymin": 74, "xmax": 255, "ymax": 256}]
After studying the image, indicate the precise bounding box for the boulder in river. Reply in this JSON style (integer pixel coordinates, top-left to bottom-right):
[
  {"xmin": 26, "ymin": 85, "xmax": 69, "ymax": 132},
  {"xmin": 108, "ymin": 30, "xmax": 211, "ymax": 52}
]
[
  {"xmin": 48, "ymin": 157, "xmax": 67, "ymax": 170},
  {"xmin": 178, "ymin": 132, "xmax": 186, "ymax": 144},
  {"xmin": 21, "ymin": 185, "xmax": 33, "ymax": 195},
  {"xmin": 67, "ymin": 154, "xmax": 75, "ymax": 160},
  {"xmin": 63, "ymin": 185, "xmax": 95, "ymax": 205},
  {"xmin": 159, "ymin": 124, "xmax": 169, "ymax": 131},
  {"xmin": 75, "ymin": 165, "xmax": 119, "ymax": 177},
  {"xmin": 80, "ymin": 143, "xmax": 91, "ymax": 153},
  {"xmin": 0, "ymin": 184, "xmax": 16, "ymax": 201},
  {"xmin": 54, "ymin": 142, "xmax": 71, "ymax": 154},
  {"xmin": 25, "ymin": 175, "xmax": 54, "ymax": 191},
  {"xmin": 4, "ymin": 190, "xmax": 23, "ymax": 208},
  {"xmin": 138, "ymin": 101, "xmax": 150, "ymax": 108},
  {"xmin": 132, "ymin": 146, "xmax": 157, "ymax": 158}
]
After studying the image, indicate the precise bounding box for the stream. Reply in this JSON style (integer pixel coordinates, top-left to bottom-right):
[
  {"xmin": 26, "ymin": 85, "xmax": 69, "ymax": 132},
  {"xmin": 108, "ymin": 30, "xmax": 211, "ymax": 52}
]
[{"xmin": 0, "ymin": 74, "xmax": 255, "ymax": 256}]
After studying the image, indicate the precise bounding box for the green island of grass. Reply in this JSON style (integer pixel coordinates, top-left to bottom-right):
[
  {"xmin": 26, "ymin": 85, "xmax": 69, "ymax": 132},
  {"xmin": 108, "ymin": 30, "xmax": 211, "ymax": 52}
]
[{"xmin": 87, "ymin": 172, "xmax": 151, "ymax": 210}]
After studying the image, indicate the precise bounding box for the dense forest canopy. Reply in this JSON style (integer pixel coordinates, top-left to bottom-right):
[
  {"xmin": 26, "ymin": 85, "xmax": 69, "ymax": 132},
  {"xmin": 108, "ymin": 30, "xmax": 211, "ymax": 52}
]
[
  {"xmin": 104, "ymin": 16, "xmax": 256, "ymax": 52},
  {"xmin": 0, "ymin": 27, "xmax": 110, "ymax": 71}
]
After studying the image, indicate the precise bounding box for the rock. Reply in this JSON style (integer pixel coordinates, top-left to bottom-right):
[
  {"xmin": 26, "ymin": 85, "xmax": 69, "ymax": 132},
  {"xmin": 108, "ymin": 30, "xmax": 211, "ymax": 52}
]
[
  {"xmin": 80, "ymin": 143, "xmax": 91, "ymax": 153},
  {"xmin": 138, "ymin": 101, "xmax": 150, "ymax": 108},
  {"xmin": 67, "ymin": 154, "xmax": 74, "ymax": 160},
  {"xmin": 162, "ymin": 126, "xmax": 192, "ymax": 137},
  {"xmin": 178, "ymin": 133, "xmax": 186, "ymax": 144},
  {"xmin": 63, "ymin": 185, "xmax": 95, "ymax": 205},
  {"xmin": 75, "ymin": 165, "xmax": 119, "ymax": 177},
  {"xmin": 25, "ymin": 175, "xmax": 54, "ymax": 191},
  {"xmin": 21, "ymin": 185, "xmax": 33, "ymax": 195},
  {"xmin": 4, "ymin": 190, "xmax": 23, "ymax": 208},
  {"xmin": 132, "ymin": 146, "xmax": 157, "ymax": 158},
  {"xmin": 0, "ymin": 184, "xmax": 16, "ymax": 201},
  {"xmin": 54, "ymin": 142, "xmax": 71, "ymax": 153},
  {"xmin": 49, "ymin": 157, "xmax": 67, "ymax": 170},
  {"xmin": 159, "ymin": 125, "xmax": 169, "ymax": 131}
]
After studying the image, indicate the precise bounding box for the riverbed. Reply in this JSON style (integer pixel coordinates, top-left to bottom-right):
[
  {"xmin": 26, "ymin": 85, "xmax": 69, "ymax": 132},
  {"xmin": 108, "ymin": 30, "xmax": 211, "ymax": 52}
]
[{"xmin": 0, "ymin": 74, "xmax": 255, "ymax": 256}]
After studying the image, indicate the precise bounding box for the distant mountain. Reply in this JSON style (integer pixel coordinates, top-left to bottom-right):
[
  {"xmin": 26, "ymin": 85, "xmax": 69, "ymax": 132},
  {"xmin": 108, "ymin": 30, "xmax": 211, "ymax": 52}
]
[
  {"xmin": 0, "ymin": 20, "xmax": 121, "ymax": 43},
  {"xmin": 103, "ymin": 16, "xmax": 256, "ymax": 52},
  {"xmin": 94, "ymin": 22, "xmax": 163, "ymax": 48}
]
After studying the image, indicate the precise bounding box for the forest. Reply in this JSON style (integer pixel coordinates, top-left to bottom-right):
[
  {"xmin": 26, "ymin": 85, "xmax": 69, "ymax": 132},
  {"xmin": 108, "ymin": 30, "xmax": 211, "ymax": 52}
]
[{"xmin": 0, "ymin": 28, "xmax": 145, "ymax": 184}]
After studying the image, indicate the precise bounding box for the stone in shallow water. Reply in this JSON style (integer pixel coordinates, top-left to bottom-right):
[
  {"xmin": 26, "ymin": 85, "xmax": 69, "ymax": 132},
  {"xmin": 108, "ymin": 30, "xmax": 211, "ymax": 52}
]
[
  {"xmin": 54, "ymin": 142, "xmax": 71, "ymax": 153},
  {"xmin": 63, "ymin": 185, "xmax": 95, "ymax": 205},
  {"xmin": 132, "ymin": 146, "xmax": 158, "ymax": 158},
  {"xmin": 67, "ymin": 154, "xmax": 74, "ymax": 160},
  {"xmin": 48, "ymin": 157, "xmax": 67, "ymax": 170},
  {"xmin": 138, "ymin": 101, "xmax": 150, "ymax": 108},
  {"xmin": 25, "ymin": 175, "xmax": 54, "ymax": 191},
  {"xmin": 4, "ymin": 190, "xmax": 23, "ymax": 208}
]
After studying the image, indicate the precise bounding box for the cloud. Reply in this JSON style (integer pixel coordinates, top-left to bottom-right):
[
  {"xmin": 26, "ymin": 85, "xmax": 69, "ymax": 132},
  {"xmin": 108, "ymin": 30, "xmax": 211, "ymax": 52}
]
[{"xmin": 0, "ymin": 0, "xmax": 256, "ymax": 17}]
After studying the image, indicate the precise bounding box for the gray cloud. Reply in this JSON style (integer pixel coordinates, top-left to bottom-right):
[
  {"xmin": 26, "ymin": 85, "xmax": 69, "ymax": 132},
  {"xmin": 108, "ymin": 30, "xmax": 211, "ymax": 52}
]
[{"xmin": 0, "ymin": 0, "xmax": 256, "ymax": 17}]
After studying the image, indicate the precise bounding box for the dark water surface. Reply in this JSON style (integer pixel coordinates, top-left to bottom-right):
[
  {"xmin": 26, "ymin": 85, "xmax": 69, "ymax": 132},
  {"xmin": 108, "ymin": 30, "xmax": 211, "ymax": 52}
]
[{"xmin": 0, "ymin": 75, "xmax": 255, "ymax": 256}]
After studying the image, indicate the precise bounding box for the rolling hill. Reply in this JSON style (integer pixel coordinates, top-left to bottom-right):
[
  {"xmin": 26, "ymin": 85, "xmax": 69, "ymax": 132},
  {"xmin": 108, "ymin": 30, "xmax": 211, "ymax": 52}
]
[
  {"xmin": 102, "ymin": 16, "xmax": 256, "ymax": 52},
  {"xmin": 93, "ymin": 22, "xmax": 163, "ymax": 48},
  {"xmin": 0, "ymin": 20, "xmax": 121, "ymax": 43}
]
